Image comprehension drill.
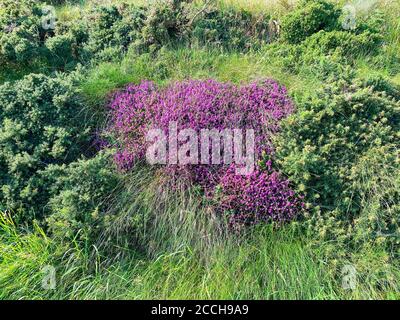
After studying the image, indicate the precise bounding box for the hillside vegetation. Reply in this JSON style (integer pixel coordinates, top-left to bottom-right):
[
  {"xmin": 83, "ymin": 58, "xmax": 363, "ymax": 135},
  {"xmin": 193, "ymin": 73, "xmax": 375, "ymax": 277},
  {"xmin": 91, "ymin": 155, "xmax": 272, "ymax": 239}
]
[{"xmin": 0, "ymin": 0, "xmax": 399, "ymax": 299}]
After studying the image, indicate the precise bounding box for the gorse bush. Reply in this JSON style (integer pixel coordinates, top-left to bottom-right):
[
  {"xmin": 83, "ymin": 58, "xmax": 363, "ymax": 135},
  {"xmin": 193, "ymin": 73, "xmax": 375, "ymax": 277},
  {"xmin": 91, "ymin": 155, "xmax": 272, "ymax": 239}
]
[
  {"xmin": 108, "ymin": 79, "xmax": 302, "ymax": 227},
  {"xmin": 192, "ymin": 7, "xmax": 271, "ymax": 51},
  {"xmin": 138, "ymin": 0, "xmax": 190, "ymax": 52},
  {"xmin": 45, "ymin": 150, "xmax": 122, "ymax": 243},
  {"xmin": 267, "ymin": 27, "xmax": 384, "ymax": 79},
  {"xmin": 280, "ymin": 0, "xmax": 384, "ymax": 45},
  {"xmin": 0, "ymin": 0, "xmax": 89, "ymax": 70},
  {"xmin": 0, "ymin": 72, "xmax": 91, "ymax": 222},
  {"xmin": 280, "ymin": 0, "xmax": 340, "ymax": 44},
  {"xmin": 0, "ymin": 1, "xmax": 143, "ymax": 70},
  {"xmin": 132, "ymin": 0, "xmax": 273, "ymax": 53},
  {"xmin": 83, "ymin": 5, "xmax": 146, "ymax": 61},
  {"xmin": 0, "ymin": 0, "xmax": 276, "ymax": 74},
  {"xmin": 274, "ymin": 71, "xmax": 400, "ymax": 256},
  {"xmin": 273, "ymin": 0, "xmax": 386, "ymax": 77},
  {"xmin": 303, "ymin": 29, "xmax": 383, "ymax": 58},
  {"xmin": 0, "ymin": 0, "xmax": 49, "ymax": 65}
]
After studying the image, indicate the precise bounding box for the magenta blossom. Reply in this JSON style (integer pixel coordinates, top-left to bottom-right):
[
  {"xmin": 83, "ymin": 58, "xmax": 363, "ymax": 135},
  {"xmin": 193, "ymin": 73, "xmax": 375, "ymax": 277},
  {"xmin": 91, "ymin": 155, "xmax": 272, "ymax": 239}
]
[{"xmin": 108, "ymin": 79, "xmax": 302, "ymax": 227}]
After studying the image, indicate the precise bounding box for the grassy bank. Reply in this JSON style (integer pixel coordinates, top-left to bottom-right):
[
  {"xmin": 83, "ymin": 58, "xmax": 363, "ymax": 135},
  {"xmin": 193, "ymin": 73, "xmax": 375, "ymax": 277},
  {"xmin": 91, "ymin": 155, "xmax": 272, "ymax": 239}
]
[{"xmin": 2, "ymin": 211, "xmax": 399, "ymax": 299}]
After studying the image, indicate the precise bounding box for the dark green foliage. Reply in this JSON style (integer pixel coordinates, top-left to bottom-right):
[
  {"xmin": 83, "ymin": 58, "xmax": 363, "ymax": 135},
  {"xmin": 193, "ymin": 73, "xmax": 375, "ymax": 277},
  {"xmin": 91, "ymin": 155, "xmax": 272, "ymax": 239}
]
[
  {"xmin": 303, "ymin": 30, "xmax": 383, "ymax": 57},
  {"xmin": 280, "ymin": 0, "xmax": 340, "ymax": 44},
  {"xmin": 45, "ymin": 34, "xmax": 77, "ymax": 69},
  {"xmin": 275, "ymin": 72, "xmax": 399, "ymax": 210},
  {"xmin": 274, "ymin": 72, "xmax": 400, "ymax": 255},
  {"xmin": 192, "ymin": 7, "xmax": 270, "ymax": 51},
  {"xmin": 83, "ymin": 6, "xmax": 123, "ymax": 58},
  {"xmin": 0, "ymin": 0, "xmax": 275, "ymax": 72},
  {"xmin": 84, "ymin": 5, "xmax": 146, "ymax": 61},
  {"xmin": 45, "ymin": 19, "xmax": 90, "ymax": 69},
  {"xmin": 0, "ymin": 0, "xmax": 49, "ymax": 65},
  {"xmin": 0, "ymin": 72, "xmax": 91, "ymax": 221},
  {"xmin": 0, "ymin": 0, "xmax": 86, "ymax": 70},
  {"xmin": 0, "ymin": 71, "xmax": 122, "ymax": 244},
  {"xmin": 267, "ymin": 5, "xmax": 385, "ymax": 77},
  {"xmin": 44, "ymin": 1, "xmax": 82, "ymax": 4},
  {"xmin": 277, "ymin": 0, "xmax": 385, "ymax": 76},
  {"xmin": 0, "ymin": 1, "xmax": 146, "ymax": 70},
  {"xmin": 135, "ymin": 0, "xmax": 190, "ymax": 53},
  {"xmin": 46, "ymin": 151, "xmax": 121, "ymax": 242}
]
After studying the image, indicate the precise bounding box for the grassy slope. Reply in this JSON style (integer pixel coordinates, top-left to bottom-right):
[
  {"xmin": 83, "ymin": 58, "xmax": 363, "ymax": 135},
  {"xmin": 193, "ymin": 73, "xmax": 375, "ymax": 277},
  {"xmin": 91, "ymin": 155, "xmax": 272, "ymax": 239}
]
[
  {"xmin": 1, "ymin": 0, "xmax": 400, "ymax": 300},
  {"xmin": 2, "ymin": 199, "xmax": 391, "ymax": 300},
  {"xmin": 1, "ymin": 169, "xmax": 399, "ymax": 299}
]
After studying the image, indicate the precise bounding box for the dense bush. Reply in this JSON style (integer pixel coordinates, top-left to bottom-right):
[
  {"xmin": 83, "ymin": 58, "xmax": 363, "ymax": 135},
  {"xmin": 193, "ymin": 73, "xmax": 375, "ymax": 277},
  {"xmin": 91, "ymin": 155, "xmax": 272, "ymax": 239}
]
[
  {"xmin": 130, "ymin": 0, "xmax": 274, "ymax": 53},
  {"xmin": 0, "ymin": 0, "xmax": 89, "ymax": 70},
  {"xmin": 274, "ymin": 72, "xmax": 400, "ymax": 255},
  {"xmin": 0, "ymin": 1, "xmax": 146, "ymax": 69},
  {"xmin": 267, "ymin": 28, "xmax": 384, "ymax": 77},
  {"xmin": 303, "ymin": 29, "xmax": 383, "ymax": 58},
  {"xmin": 192, "ymin": 7, "xmax": 271, "ymax": 50},
  {"xmin": 274, "ymin": 0, "xmax": 385, "ymax": 77},
  {"xmin": 108, "ymin": 79, "xmax": 302, "ymax": 227},
  {"xmin": 280, "ymin": 0, "xmax": 340, "ymax": 44},
  {"xmin": 0, "ymin": 0, "xmax": 278, "ymax": 72},
  {"xmin": 83, "ymin": 5, "xmax": 146, "ymax": 61},
  {"xmin": 45, "ymin": 151, "xmax": 121, "ymax": 242},
  {"xmin": 0, "ymin": 72, "xmax": 91, "ymax": 221},
  {"xmin": 0, "ymin": 0, "xmax": 49, "ymax": 65},
  {"xmin": 136, "ymin": 0, "xmax": 189, "ymax": 52}
]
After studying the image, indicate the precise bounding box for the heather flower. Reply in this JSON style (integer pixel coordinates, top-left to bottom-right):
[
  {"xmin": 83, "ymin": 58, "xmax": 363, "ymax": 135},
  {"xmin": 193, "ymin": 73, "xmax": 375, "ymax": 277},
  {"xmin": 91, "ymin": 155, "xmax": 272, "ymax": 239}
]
[
  {"xmin": 108, "ymin": 79, "xmax": 302, "ymax": 227},
  {"xmin": 218, "ymin": 165, "xmax": 303, "ymax": 228}
]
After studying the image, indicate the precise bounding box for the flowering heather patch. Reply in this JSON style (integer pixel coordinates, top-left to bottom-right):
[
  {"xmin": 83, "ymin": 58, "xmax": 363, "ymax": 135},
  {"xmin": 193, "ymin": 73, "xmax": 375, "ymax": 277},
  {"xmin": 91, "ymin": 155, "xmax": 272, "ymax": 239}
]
[
  {"xmin": 110, "ymin": 79, "xmax": 293, "ymax": 168},
  {"xmin": 108, "ymin": 79, "xmax": 302, "ymax": 225},
  {"xmin": 110, "ymin": 81, "xmax": 159, "ymax": 169},
  {"xmin": 218, "ymin": 166, "xmax": 304, "ymax": 228}
]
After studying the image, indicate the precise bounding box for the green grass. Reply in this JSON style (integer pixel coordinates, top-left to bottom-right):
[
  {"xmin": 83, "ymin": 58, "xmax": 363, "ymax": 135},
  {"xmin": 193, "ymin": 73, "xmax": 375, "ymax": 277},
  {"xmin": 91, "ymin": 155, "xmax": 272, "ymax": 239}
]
[
  {"xmin": 81, "ymin": 45, "xmax": 322, "ymax": 113},
  {"xmin": 216, "ymin": 0, "xmax": 297, "ymax": 14},
  {"xmin": 1, "ymin": 167, "xmax": 399, "ymax": 300},
  {"xmin": 1, "ymin": 0, "xmax": 399, "ymax": 300},
  {"xmin": 1, "ymin": 208, "xmax": 399, "ymax": 299}
]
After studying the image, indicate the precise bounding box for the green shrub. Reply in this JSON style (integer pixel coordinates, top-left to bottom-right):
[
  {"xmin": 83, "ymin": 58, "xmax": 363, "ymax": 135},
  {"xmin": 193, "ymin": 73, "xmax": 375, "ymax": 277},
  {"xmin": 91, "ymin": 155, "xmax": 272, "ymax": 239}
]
[
  {"xmin": 192, "ymin": 7, "xmax": 270, "ymax": 51},
  {"xmin": 83, "ymin": 5, "xmax": 146, "ymax": 61},
  {"xmin": 274, "ymin": 72, "xmax": 400, "ymax": 256},
  {"xmin": 0, "ymin": 0, "xmax": 47, "ymax": 65},
  {"xmin": 83, "ymin": 6, "xmax": 122, "ymax": 58},
  {"xmin": 45, "ymin": 34, "xmax": 77, "ymax": 69},
  {"xmin": 267, "ymin": 15, "xmax": 385, "ymax": 77},
  {"xmin": 280, "ymin": 0, "xmax": 340, "ymax": 44},
  {"xmin": 0, "ymin": 1, "xmax": 146, "ymax": 69},
  {"xmin": 0, "ymin": 72, "xmax": 91, "ymax": 222},
  {"xmin": 264, "ymin": 40, "xmax": 349, "ymax": 78},
  {"xmin": 303, "ymin": 30, "xmax": 383, "ymax": 58},
  {"xmin": 0, "ymin": 0, "xmax": 85, "ymax": 69},
  {"xmin": 46, "ymin": 19, "xmax": 90, "ymax": 69},
  {"xmin": 45, "ymin": 151, "xmax": 121, "ymax": 243},
  {"xmin": 135, "ymin": 0, "xmax": 189, "ymax": 53}
]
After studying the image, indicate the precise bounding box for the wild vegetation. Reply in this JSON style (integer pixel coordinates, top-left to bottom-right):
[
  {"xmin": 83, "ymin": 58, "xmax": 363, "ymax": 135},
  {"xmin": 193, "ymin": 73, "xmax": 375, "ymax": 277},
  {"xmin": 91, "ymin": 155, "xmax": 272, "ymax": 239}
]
[{"xmin": 0, "ymin": 0, "xmax": 399, "ymax": 300}]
